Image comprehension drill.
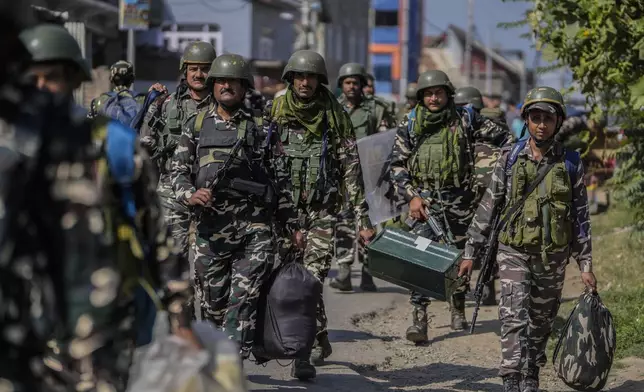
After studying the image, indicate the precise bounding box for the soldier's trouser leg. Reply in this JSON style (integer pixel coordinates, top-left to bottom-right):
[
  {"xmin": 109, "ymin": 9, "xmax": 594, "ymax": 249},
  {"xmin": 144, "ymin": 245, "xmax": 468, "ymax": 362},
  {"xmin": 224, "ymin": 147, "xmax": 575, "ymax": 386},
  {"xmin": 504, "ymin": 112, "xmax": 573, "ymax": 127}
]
[
  {"xmin": 334, "ymin": 212, "xmax": 356, "ymax": 266},
  {"xmin": 303, "ymin": 213, "xmax": 335, "ymax": 362},
  {"xmin": 497, "ymin": 248, "xmax": 567, "ymax": 377},
  {"xmin": 158, "ymin": 178, "xmax": 191, "ymax": 262},
  {"xmin": 193, "ymin": 235, "xmax": 231, "ymax": 327},
  {"xmin": 224, "ymin": 230, "xmax": 273, "ymax": 359}
]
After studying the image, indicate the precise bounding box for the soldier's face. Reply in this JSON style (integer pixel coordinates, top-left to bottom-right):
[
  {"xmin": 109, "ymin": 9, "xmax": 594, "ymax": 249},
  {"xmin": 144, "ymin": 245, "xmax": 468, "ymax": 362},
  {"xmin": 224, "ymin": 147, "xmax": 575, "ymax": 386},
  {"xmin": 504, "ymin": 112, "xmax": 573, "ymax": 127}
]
[
  {"xmin": 26, "ymin": 63, "xmax": 81, "ymax": 95},
  {"xmin": 185, "ymin": 64, "xmax": 210, "ymax": 91},
  {"xmin": 363, "ymin": 80, "xmax": 374, "ymax": 96},
  {"xmin": 422, "ymin": 87, "xmax": 448, "ymax": 112},
  {"xmin": 292, "ymin": 72, "xmax": 318, "ymax": 99},
  {"xmin": 527, "ymin": 109, "xmax": 557, "ymax": 141},
  {"xmin": 407, "ymin": 98, "xmax": 418, "ymax": 108},
  {"xmin": 213, "ymin": 78, "xmax": 245, "ymax": 106},
  {"xmin": 342, "ymin": 77, "xmax": 361, "ymax": 99}
]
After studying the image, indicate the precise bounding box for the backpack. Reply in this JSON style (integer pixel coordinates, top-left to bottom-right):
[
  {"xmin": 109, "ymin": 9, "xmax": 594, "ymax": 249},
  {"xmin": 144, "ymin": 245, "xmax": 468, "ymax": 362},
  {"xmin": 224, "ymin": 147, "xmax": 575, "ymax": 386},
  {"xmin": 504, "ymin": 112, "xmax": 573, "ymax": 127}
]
[
  {"xmin": 100, "ymin": 117, "xmax": 161, "ymax": 347},
  {"xmin": 100, "ymin": 90, "xmax": 146, "ymax": 130}
]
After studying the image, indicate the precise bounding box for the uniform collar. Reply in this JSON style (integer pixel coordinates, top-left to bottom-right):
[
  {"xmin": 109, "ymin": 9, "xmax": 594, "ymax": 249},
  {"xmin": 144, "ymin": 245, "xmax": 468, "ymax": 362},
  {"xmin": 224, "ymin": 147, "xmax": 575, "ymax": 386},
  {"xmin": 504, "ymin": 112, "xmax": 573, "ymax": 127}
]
[
  {"xmin": 338, "ymin": 93, "xmax": 366, "ymax": 110},
  {"xmin": 209, "ymin": 102, "xmax": 251, "ymax": 121},
  {"xmin": 521, "ymin": 137, "xmax": 564, "ymax": 161}
]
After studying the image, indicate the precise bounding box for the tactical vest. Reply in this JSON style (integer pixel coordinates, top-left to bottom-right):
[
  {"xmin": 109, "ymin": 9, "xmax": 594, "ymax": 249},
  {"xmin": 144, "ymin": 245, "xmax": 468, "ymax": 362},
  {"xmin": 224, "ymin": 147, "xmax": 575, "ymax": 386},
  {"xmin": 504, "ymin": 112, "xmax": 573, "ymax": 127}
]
[
  {"xmin": 348, "ymin": 102, "xmax": 376, "ymax": 140},
  {"xmin": 410, "ymin": 122, "xmax": 467, "ymax": 189},
  {"xmin": 192, "ymin": 111, "xmax": 261, "ymax": 190},
  {"xmin": 280, "ymin": 127, "xmax": 328, "ymax": 206},
  {"xmin": 498, "ymin": 156, "xmax": 574, "ymax": 253}
]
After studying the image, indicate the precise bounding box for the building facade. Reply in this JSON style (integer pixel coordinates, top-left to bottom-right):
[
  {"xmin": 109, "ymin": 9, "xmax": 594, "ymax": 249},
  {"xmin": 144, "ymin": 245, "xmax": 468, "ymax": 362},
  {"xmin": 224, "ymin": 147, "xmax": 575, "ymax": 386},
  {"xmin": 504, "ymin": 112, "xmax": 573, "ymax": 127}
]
[{"xmin": 369, "ymin": 0, "xmax": 423, "ymax": 101}]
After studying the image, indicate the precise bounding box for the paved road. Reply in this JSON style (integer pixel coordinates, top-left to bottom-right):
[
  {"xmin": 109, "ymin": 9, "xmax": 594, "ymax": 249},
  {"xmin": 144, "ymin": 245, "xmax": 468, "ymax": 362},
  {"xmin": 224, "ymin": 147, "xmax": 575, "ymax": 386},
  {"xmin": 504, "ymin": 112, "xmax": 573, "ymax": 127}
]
[{"xmin": 247, "ymin": 265, "xmax": 409, "ymax": 391}]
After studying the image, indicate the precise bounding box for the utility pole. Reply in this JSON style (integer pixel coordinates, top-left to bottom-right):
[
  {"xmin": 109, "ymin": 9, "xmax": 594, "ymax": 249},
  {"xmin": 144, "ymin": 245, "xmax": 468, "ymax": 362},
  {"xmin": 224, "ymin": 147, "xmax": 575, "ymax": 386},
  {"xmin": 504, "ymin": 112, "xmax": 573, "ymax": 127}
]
[
  {"xmin": 399, "ymin": 0, "xmax": 409, "ymax": 100},
  {"xmin": 463, "ymin": 0, "xmax": 474, "ymax": 86},
  {"xmin": 127, "ymin": 29, "xmax": 135, "ymax": 68},
  {"xmin": 485, "ymin": 26, "xmax": 493, "ymax": 95}
]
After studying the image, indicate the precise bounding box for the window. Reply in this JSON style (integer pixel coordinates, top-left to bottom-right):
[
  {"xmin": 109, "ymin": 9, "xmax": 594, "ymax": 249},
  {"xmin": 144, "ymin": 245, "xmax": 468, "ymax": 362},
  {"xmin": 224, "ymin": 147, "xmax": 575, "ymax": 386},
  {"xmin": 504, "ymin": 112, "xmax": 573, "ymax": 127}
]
[
  {"xmin": 375, "ymin": 10, "xmax": 398, "ymax": 27},
  {"xmin": 258, "ymin": 36, "xmax": 274, "ymax": 59},
  {"xmin": 373, "ymin": 64, "xmax": 392, "ymax": 81}
]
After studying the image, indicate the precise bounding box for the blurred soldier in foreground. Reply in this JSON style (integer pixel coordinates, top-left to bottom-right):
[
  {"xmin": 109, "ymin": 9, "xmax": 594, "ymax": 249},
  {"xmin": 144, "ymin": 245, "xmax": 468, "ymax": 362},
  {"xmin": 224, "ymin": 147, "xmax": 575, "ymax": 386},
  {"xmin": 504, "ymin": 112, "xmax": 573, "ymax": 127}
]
[
  {"xmin": 329, "ymin": 62, "xmax": 396, "ymax": 293},
  {"xmin": 265, "ymin": 50, "xmax": 365, "ymax": 380},
  {"xmin": 15, "ymin": 22, "xmax": 189, "ymax": 390},
  {"xmin": 462, "ymin": 87, "xmax": 597, "ymax": 392},
  {"xmin": 140, "ymin": 41, "xmax": 217, "ymax": 263},
  {"xmin": 171, "ymin": 54, "xmax": 301, "ymax": 359}
]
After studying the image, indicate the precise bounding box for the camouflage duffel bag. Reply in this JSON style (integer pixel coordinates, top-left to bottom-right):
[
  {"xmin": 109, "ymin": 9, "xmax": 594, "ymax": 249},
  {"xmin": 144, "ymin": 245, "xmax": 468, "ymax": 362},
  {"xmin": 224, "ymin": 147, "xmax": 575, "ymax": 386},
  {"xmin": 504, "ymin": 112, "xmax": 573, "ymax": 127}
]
[{"xmin": 552, "ymin": 290, "xmax": 617, "ymax": 391}]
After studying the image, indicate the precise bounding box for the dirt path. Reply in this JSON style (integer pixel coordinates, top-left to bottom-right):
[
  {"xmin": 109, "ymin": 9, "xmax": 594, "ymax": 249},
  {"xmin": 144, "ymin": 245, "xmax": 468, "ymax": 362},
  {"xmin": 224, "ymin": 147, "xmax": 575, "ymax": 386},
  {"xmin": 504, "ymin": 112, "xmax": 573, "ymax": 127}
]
[{"xmin": 348, "ymin": 263, "xmax": 644, "ymax": 391}]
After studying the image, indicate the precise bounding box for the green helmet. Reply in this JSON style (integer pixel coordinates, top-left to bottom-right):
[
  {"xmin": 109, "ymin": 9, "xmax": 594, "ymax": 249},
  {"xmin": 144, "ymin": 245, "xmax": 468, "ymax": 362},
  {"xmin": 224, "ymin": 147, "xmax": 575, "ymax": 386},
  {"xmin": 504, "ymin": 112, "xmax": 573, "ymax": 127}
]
[
  {"xmin": 454, "ymin": 86, "xmax": 484, "ymax": 110},
  {"xmin": 415, "ymin": 70, "xmax": 455, "ymax": 100},
  {"xmin": 110, "ymin": 60, "xmax": 134, "ymax": 86},
  {"xmin": 19, "ymin": 24, "xmax": 91, "ymax": 81},
  {"xmin": 282, "ymin": 50, "xmax": 328, "ymax": 85},
  {"xmin": 179, "ymin": 41, "xmax": 217, "ymax": 71},
  {"xmin": 405, "ymin": 83, "xmax": 418, "ymax": 99},
  {"xmin": 365, "ymin": 72, "xmax": 375, "ymax": 82},
  {"xmin": 207, "ymin": 54, "xmax": 254, "ymax": 88},
  {"xmin": 337, "ymin": 62, "xmax": 367, "ymax": 87},
  {"xmin": 521, "ymin": 86, "xmax": 567, "ymax": 119}
]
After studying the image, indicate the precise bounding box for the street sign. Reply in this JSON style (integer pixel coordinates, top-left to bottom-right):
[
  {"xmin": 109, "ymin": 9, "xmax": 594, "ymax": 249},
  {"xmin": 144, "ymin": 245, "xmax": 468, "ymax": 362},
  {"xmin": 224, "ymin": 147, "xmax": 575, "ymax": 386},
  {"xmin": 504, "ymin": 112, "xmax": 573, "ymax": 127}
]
[{"xmin": 119, "ymin": 0, "xmax": 150, "ymax": 31}]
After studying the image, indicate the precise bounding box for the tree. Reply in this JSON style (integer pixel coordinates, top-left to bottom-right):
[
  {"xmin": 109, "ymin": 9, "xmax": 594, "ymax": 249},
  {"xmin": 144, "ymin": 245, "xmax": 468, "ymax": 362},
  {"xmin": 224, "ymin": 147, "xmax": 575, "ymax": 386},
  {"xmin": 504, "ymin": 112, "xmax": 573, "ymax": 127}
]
[{"xmin": 503, "ymin": 0, "xmax": 644, "ymax": 225}]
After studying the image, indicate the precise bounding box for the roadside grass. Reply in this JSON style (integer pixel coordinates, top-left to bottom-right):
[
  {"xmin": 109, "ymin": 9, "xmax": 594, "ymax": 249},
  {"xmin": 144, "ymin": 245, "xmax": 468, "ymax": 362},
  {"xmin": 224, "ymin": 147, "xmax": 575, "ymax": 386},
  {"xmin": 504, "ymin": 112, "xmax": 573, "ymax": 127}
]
[{"xmin": 548, "ymin": 202, "xmax": 644, "ymax": 361}]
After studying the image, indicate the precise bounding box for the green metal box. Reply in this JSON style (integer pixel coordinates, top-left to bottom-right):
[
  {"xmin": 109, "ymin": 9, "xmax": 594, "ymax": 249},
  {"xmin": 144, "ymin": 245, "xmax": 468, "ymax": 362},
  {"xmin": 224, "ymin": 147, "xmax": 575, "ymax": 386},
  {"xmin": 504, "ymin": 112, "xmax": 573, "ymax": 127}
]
[{"xmin": 366, "ymin": 227, "xmax": 463, "ymax": 301}]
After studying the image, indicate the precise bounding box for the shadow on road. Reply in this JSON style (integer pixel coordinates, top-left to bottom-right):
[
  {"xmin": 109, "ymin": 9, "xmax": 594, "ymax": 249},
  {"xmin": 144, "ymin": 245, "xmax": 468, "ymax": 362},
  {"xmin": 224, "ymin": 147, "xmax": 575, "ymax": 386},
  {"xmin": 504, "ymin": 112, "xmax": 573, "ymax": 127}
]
[
  {"xmin": 344, "ymin": 361, "xmax": 500, "ymax": 391},
  {"xmin": 328, "ymin": 328, "xmax": 399, "ymax": 343},
  {"xmin": 607, "ymin": 380, "xmax": 644, "ymax": 392}
]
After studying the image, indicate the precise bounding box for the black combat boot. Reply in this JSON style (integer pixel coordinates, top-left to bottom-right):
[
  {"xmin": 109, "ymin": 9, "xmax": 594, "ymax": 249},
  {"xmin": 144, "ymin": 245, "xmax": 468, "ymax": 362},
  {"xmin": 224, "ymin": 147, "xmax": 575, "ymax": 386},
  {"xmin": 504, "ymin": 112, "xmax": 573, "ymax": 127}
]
[
  {"xmin": 450, "ymin": 293, "xmax": 468, "ymax": 331},
  {"xmin": 522, "ymin": 368, "xmax": 540, "ymax": 392},
  {"xmin": 502, "ymin": 374, "xmax": 522, "ymax": 392},
  {"xmin": 329, "ymin": 263, "xmax": 353, "ymax": 292},
  {"xmin": 309, "ymin": 331, "xmax": 333, "ymax": 366},
  {"xmin": 359, "ymin": 265, "xmax": 378, "ymax": 292},
  {"xmin": 481, "ymin": 279, "xmax": 498, "ymax": 306},
  {"xmin": 405, "ymin": 305, "xmax": 428, "ymax": 343},
  {"xmin": 291, "ymin": 359, "xmax": 316, "ymax": 380}
]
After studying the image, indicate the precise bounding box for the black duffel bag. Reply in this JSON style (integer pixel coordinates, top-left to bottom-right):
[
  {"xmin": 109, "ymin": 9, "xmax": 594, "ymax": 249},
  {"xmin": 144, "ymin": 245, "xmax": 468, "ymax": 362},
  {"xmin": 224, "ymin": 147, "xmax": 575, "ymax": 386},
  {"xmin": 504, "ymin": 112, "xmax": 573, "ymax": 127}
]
[
  {"xmin": 552, "ymin": 290, "xmax": 617, "ymax": 391},
  {"xmin": 252, "ymin": 256, "xmax": 321, "ymax": 363}
]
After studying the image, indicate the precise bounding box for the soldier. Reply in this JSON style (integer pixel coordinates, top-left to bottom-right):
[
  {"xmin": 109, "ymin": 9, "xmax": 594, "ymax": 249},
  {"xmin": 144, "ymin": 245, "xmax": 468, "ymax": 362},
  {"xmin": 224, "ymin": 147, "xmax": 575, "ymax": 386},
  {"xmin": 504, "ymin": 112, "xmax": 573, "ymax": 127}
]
[
  {"xmin": 388, "ymin": 70, "xmax": 506, "ymax": 342},
  {"xmin": 88, "ymin": 60, "xmax": 147, "ymax": 120},
  {"xmin": 171, "ymin": 53, "xmax": 302, "ymax": 360},
  {"xmin": 460, "ymin": 87, "xmax": 597, "ymax": 392},
  {"xmin": 329, "ymin": 62, "xmax": 396, "ymax": 293},
  {"xmin": 397, "ymin": 83, "xmax": 419, "ymax": 122},
  {"xmin": 365, "ymin": 72, "xmax": 397, "ymax": 114},
  {"xmin": 12, "ymin": 22, "xmax": 190, "ymax": 390},
  {"xmin": 455, "ymin": 86, "xmax": 511, "ymax": 305},
  {"xmin": 265, "ymin": 50, "xmax": 365, "ymax": 380},
  {"xmin": 140, "ymin": 41, "xmax": 217, "ymax": 263}
]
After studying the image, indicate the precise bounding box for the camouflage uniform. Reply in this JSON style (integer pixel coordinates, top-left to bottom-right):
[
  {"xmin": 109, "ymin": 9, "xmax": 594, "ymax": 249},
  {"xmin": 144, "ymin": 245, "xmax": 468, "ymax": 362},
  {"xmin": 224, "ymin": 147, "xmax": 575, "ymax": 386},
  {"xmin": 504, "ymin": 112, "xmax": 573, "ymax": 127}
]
[
  {"xmin": 389, "ymin": 71, "xmax": 507, "ymax": 340},
  {"xmin": 139, "ymin": 42, "xmax": 217, "ymax": 263},
  {"xmin": 3, "ymin": 22, "xmax": 188, "ymax": 391},
  {"xmin": 170, "ymin": 54, "xmax": 297, "ymax": 360},
  {"xmin": 266, "ymin": 50, "xmax": 362, "ymax": 380},
  {"xmin": 330, "ymin": 63, "xmax": 396, "ymax": 293},
  {"xmin": 464, "ymin": 87, "xmax": 593, "ymax": 392}
]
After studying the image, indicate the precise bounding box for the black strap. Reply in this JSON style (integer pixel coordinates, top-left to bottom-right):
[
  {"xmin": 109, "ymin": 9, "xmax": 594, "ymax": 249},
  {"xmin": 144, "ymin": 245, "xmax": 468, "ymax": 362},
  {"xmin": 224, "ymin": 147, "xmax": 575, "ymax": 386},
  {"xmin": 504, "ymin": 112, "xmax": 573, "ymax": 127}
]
[{"xmin": 497, "ymin": 158, "xmax": 559, "ymax": 232}]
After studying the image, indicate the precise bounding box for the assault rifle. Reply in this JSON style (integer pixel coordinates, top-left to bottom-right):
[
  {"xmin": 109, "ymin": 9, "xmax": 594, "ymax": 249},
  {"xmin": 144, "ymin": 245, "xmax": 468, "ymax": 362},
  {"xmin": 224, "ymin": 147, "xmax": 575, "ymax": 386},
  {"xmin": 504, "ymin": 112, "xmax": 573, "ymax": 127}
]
[
  {"xmin": 195, "ymin": 138, "xmax": 245, "ymax": 220},
  {"xmin": 470, "ymin": 211, "xmax": 501, "ymax": 334},
  {"xmin": 405, "ymin": 207, "xmax": 452, "ymax": 245}
]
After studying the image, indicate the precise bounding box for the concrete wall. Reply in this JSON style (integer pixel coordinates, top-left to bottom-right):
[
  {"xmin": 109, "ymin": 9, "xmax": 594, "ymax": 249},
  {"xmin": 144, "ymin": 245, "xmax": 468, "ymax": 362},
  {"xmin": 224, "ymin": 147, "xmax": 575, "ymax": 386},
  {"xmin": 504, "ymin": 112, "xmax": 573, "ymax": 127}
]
[{"xmin": 250, "ymin": 3, "xmax": 297, "ymax": 61}]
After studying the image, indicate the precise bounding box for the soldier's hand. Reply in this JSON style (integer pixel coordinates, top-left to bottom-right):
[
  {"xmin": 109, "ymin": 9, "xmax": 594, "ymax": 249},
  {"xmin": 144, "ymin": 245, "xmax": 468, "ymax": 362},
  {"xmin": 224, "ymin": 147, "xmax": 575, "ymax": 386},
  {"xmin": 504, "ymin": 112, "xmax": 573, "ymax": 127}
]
[
  {"xmin": 458, "ymin": 258, "xmax": 474, "ymax": 278},
  {"xmin": 581, "ymin": 272, "xmax": 598, "ymax": 293},
  {"xmin": 188, "ymin": 188, "xmax": 212, "ymax": 206},
  {"xmin": 149, "ymin": 82, "xmax": 168, "ymax": 93},
  {"xmin": 292, "ymin": 230, "xmax": 306, "ymax": 250},
  {"xmin": 409, "ymin": 197, "xmax": 428, "ymax": 221},
  {"xmin": 359, "ymin": 228, "xmax": 376, "ymax": 245}
]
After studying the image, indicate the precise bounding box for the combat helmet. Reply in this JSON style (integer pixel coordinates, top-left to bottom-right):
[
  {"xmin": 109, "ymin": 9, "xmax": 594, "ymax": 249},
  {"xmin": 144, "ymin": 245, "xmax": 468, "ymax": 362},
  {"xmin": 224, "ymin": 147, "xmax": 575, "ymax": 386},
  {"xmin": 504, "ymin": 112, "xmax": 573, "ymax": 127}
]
[
  {"xmin": 207, "ymin": 54, "xmax": 254, "ymax": 89},
  {"xmin": 282, "ymin": 50, "xmax": 328, "ymax": 85},
  {"xmin": 179, "ymin": 41, "xmax": 217, "ymax": 71},
  {"xmin": 521, "ymin": 86, "xmax": 567, "ymax": 127},
  {"xmin": 454, "ymin": 86, "xmax": 484, "ymax": 110},
  {"xmin": 19, "ymin": 24, "xmax": 91, "ymax": 81},
  {"xmin": 337, "ymin": 62, "xmax": 367, "ymax": 87},
  {"xmin": 415, "ymin": 70, "xmax": 455, "ymax": 100},
  {"xmin": 110, "ymin": 60, "xmax": 135, "ymax": 86},
  {"xmin": 405, "ymin": 83, "xmax": 418, "ymax": 99}
]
